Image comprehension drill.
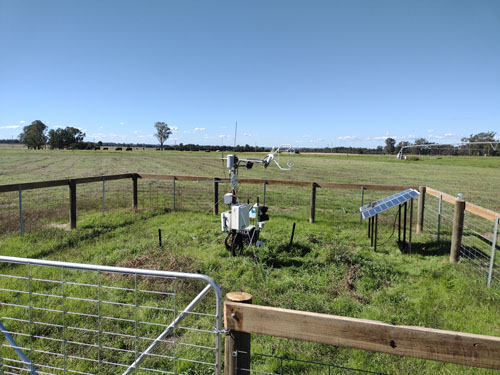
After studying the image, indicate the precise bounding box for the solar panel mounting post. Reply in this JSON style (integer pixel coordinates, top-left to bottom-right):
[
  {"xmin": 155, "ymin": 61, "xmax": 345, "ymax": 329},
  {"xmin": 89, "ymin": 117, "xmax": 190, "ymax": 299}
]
[
  {"xmin": 368, "ymin": 214, "xmax": 372, "ymax": 238},
  {"xmin": 409, "ymin": 198, "xmax": 414, "ymax": 253},
  {"xmin": 416, "ymin": 186, "xmax": 426, "ymax": 234},
  {"xmin": 403, "ymin": 201, "xmax": 407, "ymax": 247},
  {"xmin": 398, "ymin": 204, "xmax": 401, "ymax": 243},
  {"xmin": 374, "ymin": 214, "xmax": 378, "ymax": 251}
]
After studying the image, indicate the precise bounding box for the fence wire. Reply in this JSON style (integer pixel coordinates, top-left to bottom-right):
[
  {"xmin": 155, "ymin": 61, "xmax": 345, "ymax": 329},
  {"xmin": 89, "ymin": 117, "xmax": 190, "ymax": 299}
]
[
  {"xmin": 423, "ymin": 194, "xmax": 454, "ymax": 245},
  {"xmin": 234, "ymin": 350, "xmax": 387, "ymax": 375},
  {"xmin": 460, "ymin": 213, "xmax": 500, "ymax": 290},
  {"xmin": 0, "ymin": 257, "xmax": 222, "ymax": 375}
]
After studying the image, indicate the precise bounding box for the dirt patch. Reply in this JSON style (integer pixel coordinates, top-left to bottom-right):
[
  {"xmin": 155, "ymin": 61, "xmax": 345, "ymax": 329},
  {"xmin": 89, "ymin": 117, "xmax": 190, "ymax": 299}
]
[
  {"xmin": 47, "ymin": 222, "xmax": 71, "ymax": 231},
  {"xmin": 119, "ymin": 251, "xmax": 195, "ymax": 274}
]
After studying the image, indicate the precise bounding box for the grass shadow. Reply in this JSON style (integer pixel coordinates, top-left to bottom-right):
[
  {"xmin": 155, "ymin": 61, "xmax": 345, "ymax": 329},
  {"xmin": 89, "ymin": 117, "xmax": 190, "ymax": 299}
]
[
  {"xmin": 256, "ymin": 242, "xmax": 313, "ymax": 268},
  {"xmin": 399, "ymin": 240, "xmax": 451, "ymax": 256}
]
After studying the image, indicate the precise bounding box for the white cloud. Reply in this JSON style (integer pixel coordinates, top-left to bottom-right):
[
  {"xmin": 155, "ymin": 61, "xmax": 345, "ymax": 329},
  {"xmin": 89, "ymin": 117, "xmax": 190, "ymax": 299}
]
[
  {"xmin": 19, "ymin": 121, "xmax": 25, "ymax": 125},
  {"xmin": 194, "ymin": 127, "xmax": 205, "ymax": 132},
  {"xmin": 243, "ymin": 132, "xmax": 253, "ymax": 137},
  {"xmin": 427, "ymin": 129, "xmax": 435, "ymax": 133},
  {"xmin": 0, "ymin": 125, "xmax": 21, "ymax": 129},
  {"xmin": 171, "ymin": 126, "xmax": 179, "ymax": 131},
  {"xmin": 119, "ymin": 122, "xmax": 125, "ymax": 126},
  {"xmin": 337, "ymin": 136, "xmax": 360, "ymax": 141}
]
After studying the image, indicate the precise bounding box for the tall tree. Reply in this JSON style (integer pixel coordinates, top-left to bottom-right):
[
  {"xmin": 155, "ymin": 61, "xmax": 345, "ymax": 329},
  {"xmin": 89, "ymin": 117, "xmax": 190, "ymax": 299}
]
[
  {"xmin": 48, "ymin": 127, "xmax": 86, "ymax": 149},
  {"xmin": 384, "ymin": 138, "xmax": 396, "ymax": 154},
  {"xmin": 154, "ymin": 122, "xmax": 172, "ymax": 150},
  {"xmin": 19, "ymin": 120, "xmax": 48, "ymax": 149}
]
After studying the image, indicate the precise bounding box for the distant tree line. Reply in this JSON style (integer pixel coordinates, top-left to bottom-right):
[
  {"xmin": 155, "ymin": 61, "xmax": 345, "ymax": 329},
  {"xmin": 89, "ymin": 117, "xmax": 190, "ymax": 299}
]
[{"xmin": 12, "ymin": 121, "xmax": 498, "ymax": 156}]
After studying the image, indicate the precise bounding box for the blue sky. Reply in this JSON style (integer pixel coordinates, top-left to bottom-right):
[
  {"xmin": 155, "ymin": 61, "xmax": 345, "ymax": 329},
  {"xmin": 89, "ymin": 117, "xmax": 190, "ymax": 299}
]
[{"xmin": 1, "ymin": 0, "xmax": 499, "ymax": 148}]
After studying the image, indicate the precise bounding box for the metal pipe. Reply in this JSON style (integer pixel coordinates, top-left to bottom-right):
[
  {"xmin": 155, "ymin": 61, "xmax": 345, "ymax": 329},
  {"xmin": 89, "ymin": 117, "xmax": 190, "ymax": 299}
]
[
  {"xmin": 398, "ymin": 204, "xmax": 401, "ymax": 243},
  {"xmin": 403, "ymin": 202, "xmax": 407, "ymax": 246},
  {"xmin": 370, "ymin": 217, "xmax": 374, "ymax": 246},
  {"xmin": 409, "ymin": 198, "xmax": 414, "ymax": 253},
  {"xmin": 374, "ymin": 214, "xmax": 378, "ymax": 251},
  {"xmin": 487, "ymin": 217, "xmax": 499, "ymax": 288},
  {"xmin": 0, "ymin": 320, "xmax": 38, "ymax": 374},
  {"xmin": 368, "ymin": 215, "xmax": 371, "ymax": 238}
]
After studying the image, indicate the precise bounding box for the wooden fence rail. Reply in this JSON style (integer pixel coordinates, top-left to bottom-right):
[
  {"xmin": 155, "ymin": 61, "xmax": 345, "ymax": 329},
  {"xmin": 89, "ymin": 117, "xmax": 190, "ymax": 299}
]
[
  {"xmin": 1, "ymin": 173, "xmax": 499, "ymax": 237},
  {"xmin": 426, "ymin": 186, "xmax": 500, "ymax": 223},
  {"xmin": 224, "ymin": 299, "xmax": 500, "ymax": 373}
]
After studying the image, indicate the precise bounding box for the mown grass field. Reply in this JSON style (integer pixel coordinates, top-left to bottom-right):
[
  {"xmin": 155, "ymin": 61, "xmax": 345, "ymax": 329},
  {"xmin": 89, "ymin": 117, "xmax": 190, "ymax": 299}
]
[{"xmin": 0, "ymin": 148, "xmax": 500, "ymax": 374}]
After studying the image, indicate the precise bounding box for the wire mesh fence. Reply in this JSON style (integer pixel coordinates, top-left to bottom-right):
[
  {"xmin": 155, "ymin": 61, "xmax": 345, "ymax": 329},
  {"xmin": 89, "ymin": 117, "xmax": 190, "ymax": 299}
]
[
  {"xmin": 422, "ymin": 193, "xmax": 454, "ymax": 245},
  {"xmin": 460, "ymin": 213, "xmax": 500, "ymax": 290},
  {"xmin": 0, "ymin": 256, "xmax": 223, "ymax": 375}
]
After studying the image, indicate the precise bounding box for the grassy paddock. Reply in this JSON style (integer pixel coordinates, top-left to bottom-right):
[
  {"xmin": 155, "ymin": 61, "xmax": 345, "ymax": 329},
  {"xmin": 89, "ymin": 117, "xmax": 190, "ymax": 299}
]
[{"xmin": 0, "ymin": 149, "xmax": 500, "ymax": 374}]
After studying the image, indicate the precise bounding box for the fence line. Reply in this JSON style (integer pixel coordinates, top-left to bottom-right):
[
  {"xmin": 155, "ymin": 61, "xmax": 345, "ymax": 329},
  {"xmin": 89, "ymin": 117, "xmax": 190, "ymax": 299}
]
[
  {"xmin": 224, "ymin": 298, "xmax": 500, "ymax": 374},
  {"xmin": 2, "ymin": 174, "xmax": 500, "ymax": 288},
  {"xmin": 0, "ymin": 173, "xmax": 418, "ymax": 235}
]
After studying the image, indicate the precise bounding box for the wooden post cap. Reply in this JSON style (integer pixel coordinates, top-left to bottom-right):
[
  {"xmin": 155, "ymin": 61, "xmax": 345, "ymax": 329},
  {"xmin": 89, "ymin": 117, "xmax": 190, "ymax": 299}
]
[{"xmin": 226, "ymin": 292, "xmax": 253, "ymax": 303}]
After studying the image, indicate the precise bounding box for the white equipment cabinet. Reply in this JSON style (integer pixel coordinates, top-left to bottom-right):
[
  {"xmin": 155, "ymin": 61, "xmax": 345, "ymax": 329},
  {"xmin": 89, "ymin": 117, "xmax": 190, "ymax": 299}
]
[{"xmin": 230, "ymin": 203, "xmax": 249, "ymax": 230}]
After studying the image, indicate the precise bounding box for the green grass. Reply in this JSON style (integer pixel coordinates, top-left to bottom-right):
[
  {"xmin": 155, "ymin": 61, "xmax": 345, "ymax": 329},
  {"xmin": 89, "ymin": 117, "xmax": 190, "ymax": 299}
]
[
  {"xmin": 1, "ymin": 150, "xmax": 500, "ymax": 374},
  {"xmin": 0, "ymin": 148, "xmax": 499, "ymax": 210}
]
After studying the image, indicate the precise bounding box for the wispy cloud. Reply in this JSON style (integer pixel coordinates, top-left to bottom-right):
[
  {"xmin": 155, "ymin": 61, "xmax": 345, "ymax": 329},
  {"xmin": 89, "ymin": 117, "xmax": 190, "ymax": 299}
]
[
  {"xmin": 19, "ymin": 121, "xmax": 25, "ymax": 125},
  {"xmin": 119, "ymin": 122, "xmax": 125, "ymax": 126},
  {"xmin": 0, "ymin": 125, "xmax": 21, "ymax": 129},
  {"xmin": 337, "ymin": 136, "xmax": 360, "ymax": 141},
  {"xmin": 194, "ymin": 127, "xmax": 205, "ymax": 132},
  {"xmin": 243, "ymin": 132, "xmax": 253, "ymax": 137}
]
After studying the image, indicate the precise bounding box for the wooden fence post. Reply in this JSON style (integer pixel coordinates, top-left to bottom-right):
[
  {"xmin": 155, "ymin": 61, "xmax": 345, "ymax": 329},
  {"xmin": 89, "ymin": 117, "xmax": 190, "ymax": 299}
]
[
  {"xmin": 214, "ymin": 178, "xmax": 219, "ymax": 215},
  {"xmin": 309, "ymin": 183, "xmax": 317, "ymax": 223},
  {"xmin": 172, "ymin": 176, "xmax": 176, "ymax": 211},
  {"xmin": 69, "ymin": 179, "xmax": 77, "ymax": 229},
  {"xmin": 132, "ymin": 174, "xmax": 138, "ymax": 210},
  {"xmin": 450, "ymin": 198, "xmax": 466, "ymax": 263},
  {"xmin": 416, "ymin": 186, "xmax": 426, "ymax": 234},
  {"xmin": 225, "ymin": 292, "xmax": 253, "ymax": 375}
]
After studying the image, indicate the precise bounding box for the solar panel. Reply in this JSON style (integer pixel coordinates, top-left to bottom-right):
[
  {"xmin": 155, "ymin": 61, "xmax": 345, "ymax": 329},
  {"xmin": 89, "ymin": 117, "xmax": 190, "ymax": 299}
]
[{"xmin": 360, "ymin": 188, "xmax": 420, "ymax": 219}]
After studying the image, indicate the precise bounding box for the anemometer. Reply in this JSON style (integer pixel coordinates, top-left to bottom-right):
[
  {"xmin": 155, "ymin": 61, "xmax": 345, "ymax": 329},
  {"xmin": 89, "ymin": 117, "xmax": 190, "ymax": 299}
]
[{"xmin": 220, "ymin": 145, "xmax": 294, "ymax": 255}]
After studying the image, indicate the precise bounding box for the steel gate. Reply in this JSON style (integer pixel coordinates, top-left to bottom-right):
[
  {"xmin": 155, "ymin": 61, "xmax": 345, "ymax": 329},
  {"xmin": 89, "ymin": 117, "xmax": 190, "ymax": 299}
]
[{"xmin": 0, "ymin": 256, "xmax": 222, "ymax": 375}]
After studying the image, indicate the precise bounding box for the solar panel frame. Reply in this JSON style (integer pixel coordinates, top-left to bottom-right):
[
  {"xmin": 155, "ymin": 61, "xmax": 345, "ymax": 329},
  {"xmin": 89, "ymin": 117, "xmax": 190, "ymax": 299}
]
[{"xmin": 360, "ymin": 188, "xmax": 420, "ymax": 219}]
